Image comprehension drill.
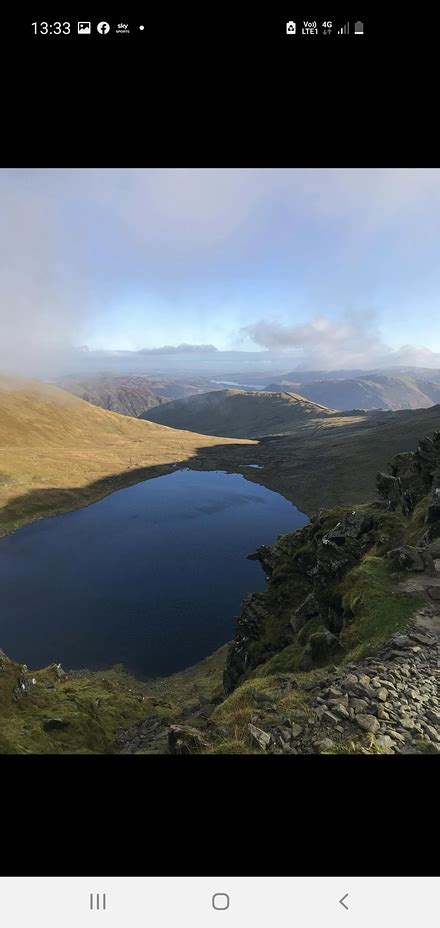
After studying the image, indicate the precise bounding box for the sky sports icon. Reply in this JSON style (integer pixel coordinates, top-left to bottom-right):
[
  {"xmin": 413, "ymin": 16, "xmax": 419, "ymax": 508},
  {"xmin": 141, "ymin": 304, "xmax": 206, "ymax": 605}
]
[{"xmin": 77, "ymin": 21, "xmax": 145, "ymax": 35}]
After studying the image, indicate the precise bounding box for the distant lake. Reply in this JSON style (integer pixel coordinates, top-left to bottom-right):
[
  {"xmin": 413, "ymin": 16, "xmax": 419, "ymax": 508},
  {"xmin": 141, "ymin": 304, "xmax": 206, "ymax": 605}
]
[{"xmin": 0, "ymin": 470, "xmax": 308, "ymax": 678}]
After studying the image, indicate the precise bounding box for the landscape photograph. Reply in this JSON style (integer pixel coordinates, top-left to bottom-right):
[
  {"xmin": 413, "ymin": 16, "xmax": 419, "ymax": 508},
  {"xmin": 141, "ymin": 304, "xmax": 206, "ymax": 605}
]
[{"xmin": 0, "ymin": 167, "xmax": 439, "ymax": 755}]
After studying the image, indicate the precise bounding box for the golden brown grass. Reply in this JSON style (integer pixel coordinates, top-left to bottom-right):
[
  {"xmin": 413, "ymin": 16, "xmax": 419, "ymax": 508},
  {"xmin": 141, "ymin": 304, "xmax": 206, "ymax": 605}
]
[{"xmin": 0, "ymin": 375, "xmax": 254, "ymax": 536}]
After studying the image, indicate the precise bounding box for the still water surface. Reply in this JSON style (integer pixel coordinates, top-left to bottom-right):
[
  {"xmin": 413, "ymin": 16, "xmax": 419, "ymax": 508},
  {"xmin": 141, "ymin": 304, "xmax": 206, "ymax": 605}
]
[{"xmin": 0, "ymin": 469, "xmax": 308, "ymax": 677}]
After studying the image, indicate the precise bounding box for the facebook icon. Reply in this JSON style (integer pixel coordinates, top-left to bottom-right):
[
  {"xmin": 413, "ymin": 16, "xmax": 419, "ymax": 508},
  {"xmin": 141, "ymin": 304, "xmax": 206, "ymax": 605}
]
[{"xmin": 97, "ymin": 22, "xmax": 110, "ymax": 34}]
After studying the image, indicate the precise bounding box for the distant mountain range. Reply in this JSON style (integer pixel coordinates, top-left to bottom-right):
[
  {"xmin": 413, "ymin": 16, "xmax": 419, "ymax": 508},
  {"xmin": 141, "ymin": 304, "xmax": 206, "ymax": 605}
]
[
  {"xmin": 264, "ymin": 373, "xmax": 440, "ymax": 411},
  {"xmin": 56, "ymin": 375, "xmax": 219, "ymax": 418},
  {"xmin": 138, "ymin": 343, "xmax": 219, "ymax": 354}
]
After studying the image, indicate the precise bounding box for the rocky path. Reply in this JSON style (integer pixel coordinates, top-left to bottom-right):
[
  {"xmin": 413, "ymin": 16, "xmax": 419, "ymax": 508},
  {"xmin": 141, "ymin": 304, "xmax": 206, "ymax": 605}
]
[
  {"xmin": 117, "ymin": 559, "xmax": 440, "ymax": 756},
  {"xmin": 117, "ymin": 613, "xmax": 439, "ymax": 755}
]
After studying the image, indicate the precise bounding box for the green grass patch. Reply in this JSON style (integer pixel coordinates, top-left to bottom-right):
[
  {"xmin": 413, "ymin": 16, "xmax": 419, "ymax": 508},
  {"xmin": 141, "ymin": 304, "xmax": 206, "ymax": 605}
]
[
  {"xmin": 339, "ymin": 555, "xmax": 422, "ymax": 662},
  {"xmin": 404, "ymin": 496, "xmax": 430, "ymax": 545},
  {"xmin": 253, "ymin": 617, "xmax": 325, "ymax": 677},
  {"xmin": 0, "ymin": 643, "xmax": 229, "ymax": 754}
]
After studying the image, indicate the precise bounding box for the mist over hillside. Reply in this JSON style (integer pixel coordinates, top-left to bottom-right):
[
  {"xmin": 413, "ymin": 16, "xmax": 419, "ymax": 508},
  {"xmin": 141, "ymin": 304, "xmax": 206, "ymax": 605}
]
[{"xmin": 56, "ymin": 374, "xmax": 221, "ymax": 418}]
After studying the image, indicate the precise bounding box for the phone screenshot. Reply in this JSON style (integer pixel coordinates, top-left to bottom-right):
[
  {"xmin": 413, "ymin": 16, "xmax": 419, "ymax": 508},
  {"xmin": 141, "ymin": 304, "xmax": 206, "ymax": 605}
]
[{"xmin": 0, "ymin": 5, "xmax": 437, "ymax": 913}]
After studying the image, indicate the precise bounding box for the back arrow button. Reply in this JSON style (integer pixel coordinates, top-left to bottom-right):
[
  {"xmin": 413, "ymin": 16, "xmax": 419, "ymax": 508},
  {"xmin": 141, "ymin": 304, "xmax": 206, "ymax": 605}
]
[{"xmin": 339, "ymin": 894, "xmax": 349, "ymax": 910}]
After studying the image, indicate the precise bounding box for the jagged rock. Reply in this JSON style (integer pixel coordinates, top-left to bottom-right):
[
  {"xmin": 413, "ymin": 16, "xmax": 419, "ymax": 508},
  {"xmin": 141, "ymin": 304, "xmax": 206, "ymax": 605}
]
[
  {"xmin": 313, "ymin": 738, "xmax": 335, "ymax": 752},
  {"xmin": 376, "ymin": 735, "xmax": 395, "ymax": 753},
  {"xmin": 426, "ymin": 477, "xmax": 440, "ymax": 526},
  {"xmin": 377, "ymin": 436, "xmax": 440, "ymax": 517},
  {"xmin": 290, "ymin": 723, "xmax": 303, "ymax": 738},
  {"xmin": 248, "ymin": 723, "xmax": 272, "ymax": 751},
  {"xmin": 426, "ymin": 538, "xmax": 440, "ymax": 557},
  {"xmin": 349, "ymin": 697, "xmax": 369, "ymax": 713},
  {"xmin": 325, "ymin": 510, "xmax": 373, "ymax": 548},
  {"xmin": 223, "ymin": 593, "xmax": 270, "ymax": 693},
  {"xmin": 168, "ymin": 725, "xmax": 210, "ymax": 754},
  {"xmin": 298, "ymin": 628, "xmax": 341, "ymax": 671},
  {"xmin": 422, "ymin": 724, "xmax": 440, "ymax": 743},
  {"xmin": 356, "ymin": 714, "xmax": 380, "ymax": 734},
  {"xmin": 376, "ymin": 472, "xmax": 402, "ymax": 508},
  {"xmin": 388, "ymin": 545, "xmax": 426, "ymax": 572},
  {"xmin": 12, "ymin": 669, "xmax": 31, "ymax": 702},
  {"xmin": 391, "ymin": 634, "xmax": 412, "ymax": 648},
  {"xmin": 408, "ymin": 629, "xmax": 436, "ymax": 646},
  {"xmin": 321, "ymin": 709, "xmax": 340, "ymax": 725},
  {"xmin": 290, "ymin": 592, "xmax": 319, "ymax": 632},
  {"xmin": 251, "ymin": 689, "xmax": 275, "ymax": 706}
]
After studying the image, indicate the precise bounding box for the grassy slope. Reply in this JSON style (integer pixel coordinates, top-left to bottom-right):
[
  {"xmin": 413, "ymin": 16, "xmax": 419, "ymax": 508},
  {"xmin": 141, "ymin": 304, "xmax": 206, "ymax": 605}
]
[
  {"xmin": 0, "ymin": 645, "xmax": 227, "ymax": 754},
  {"xmin": 56, "ymin": 375, "xmax": 168, "ymax": 416},
  {"xmin": 205, "ymin": 508, "xmax": 425, "ymax": 755},
  {"xmin": 142, "ymin": 388, "xmax": 335, "ymax": 437},
  {"xmin": 196, "ymin": 403, "xmax": 440, "ymax": 515},
  {"xmin": 0, "ymin": 376, "xmax": 253, "ymax": 537},
  {"xmin": 57, "ymin": 374, "xmax": 220, "ymax": 416}
]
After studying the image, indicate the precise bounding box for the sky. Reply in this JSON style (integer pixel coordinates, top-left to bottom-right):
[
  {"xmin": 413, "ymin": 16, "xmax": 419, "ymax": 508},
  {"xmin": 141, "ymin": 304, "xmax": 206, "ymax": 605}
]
[{"xmin": 1, "ymin": 167, "xmax": 440, "ymax": 373}]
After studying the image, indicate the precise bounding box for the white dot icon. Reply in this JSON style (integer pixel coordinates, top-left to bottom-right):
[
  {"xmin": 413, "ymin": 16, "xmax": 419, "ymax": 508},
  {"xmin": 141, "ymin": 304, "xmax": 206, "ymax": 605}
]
[{"xmin": 139, "ymin": 25, "xmax": 144, "ymax": 30}]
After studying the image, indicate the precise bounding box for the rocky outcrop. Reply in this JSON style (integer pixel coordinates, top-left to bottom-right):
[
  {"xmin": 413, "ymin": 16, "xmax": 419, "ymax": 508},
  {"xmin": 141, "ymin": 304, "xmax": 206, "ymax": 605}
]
[
  {"xmin": 387, "ymin": 545, "xmax": 436, "ymax": 575},
  {"xmin": 246, "ymin": 618, "xmax": 439, "ymax": 755},
  {"xmin": 168, "ymin": 725, "xmax": 211, "ymax": 754},
  {"xmin": 377, "ymin": 430, "xmax": 440, "ymax": 528},
  {"xmin": 224, "ymin": 431, "xmax": 440, "ymax": 697},
  {"xmin": 224, "ymin": 508, "xmax": 379, "ymax": 693},
  {"xmin": 223, "ymin": 593, "xmax": 271, "ymax": 693}
]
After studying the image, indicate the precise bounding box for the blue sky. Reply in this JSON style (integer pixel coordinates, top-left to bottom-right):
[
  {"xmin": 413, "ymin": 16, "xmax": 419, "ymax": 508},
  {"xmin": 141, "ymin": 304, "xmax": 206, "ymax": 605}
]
[{"xmin": 1, "ymin": 168, "xmax": 440, "ymax": 370}]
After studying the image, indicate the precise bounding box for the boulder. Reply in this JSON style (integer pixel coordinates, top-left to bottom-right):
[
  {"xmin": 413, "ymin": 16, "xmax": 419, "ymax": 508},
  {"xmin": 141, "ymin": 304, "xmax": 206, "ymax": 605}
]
[
  {"xmin": 247, "ymin": 723, "xmax": 272, "ymax": 751},
  {"xmin": 388, "ymin": 545, "xmax": 425, "ymax": 572},
  {"xmin": 426, "ymin": 470, "xmax": 440, "ymax": 526},
  {"xmin": 376, "ymin": 735, "xmax": 395, "ymax": 753},
  {"xmin": 376, "ymin": 472, "xmax": 401, "ymax": 508},
  {"xmin": 356, "ymin": 714, "xmax": 380, "ymax": 734},
  {"xmin": 298, "ymin": 628, "xmax": 341, "ymax": 671},
  {"xmin": 168, "ymin": 725, "xmax": 210, "ymax": 754}
]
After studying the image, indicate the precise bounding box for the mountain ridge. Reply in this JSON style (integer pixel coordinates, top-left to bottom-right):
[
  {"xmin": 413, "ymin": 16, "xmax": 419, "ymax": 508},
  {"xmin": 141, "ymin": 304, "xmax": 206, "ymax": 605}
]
[
  {"xmin": 264, "ymin": 373, "xmax": 440, "ymax": 411},
  {"xmin": 142, "ymin": 388, "xmax": 336, "ymax": 437}
]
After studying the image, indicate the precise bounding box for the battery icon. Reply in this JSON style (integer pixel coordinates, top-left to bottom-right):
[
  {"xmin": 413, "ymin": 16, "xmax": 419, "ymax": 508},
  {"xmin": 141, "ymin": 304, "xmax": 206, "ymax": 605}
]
[{"xmin": 354, "ymin": 21, "xmax": 364, "ymax": 34}]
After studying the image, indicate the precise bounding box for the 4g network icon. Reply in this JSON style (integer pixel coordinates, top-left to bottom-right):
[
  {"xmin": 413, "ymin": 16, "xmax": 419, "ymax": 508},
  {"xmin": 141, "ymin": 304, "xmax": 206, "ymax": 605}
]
[{"xmin": 286, "ymin": 20, "xmax": 333, "ymax": 35}]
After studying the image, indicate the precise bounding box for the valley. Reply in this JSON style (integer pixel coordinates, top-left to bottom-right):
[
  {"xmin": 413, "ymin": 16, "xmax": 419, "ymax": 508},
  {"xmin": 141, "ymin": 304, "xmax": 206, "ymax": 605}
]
[{"xmin": 1, "ymin": 374, "xmax": 439, "ymax": 755}]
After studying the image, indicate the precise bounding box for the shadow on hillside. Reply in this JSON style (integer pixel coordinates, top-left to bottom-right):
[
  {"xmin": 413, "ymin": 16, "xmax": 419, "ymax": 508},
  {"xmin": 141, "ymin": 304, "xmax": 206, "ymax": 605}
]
[{"xmin": 0, "ymin": 440, "xmax": 270, "ymax": 537}]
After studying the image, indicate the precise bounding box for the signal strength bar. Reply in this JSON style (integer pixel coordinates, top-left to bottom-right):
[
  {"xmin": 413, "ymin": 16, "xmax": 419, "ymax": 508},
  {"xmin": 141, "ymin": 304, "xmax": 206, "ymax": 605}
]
[{"xmin": 338, "ymin": 22, "xmax": 349, "ymax": 34}]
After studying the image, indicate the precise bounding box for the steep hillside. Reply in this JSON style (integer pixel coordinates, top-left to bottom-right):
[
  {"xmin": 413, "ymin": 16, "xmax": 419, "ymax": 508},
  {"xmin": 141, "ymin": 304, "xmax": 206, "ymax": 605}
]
[
  {"xmin": 142, "ymin": 388, "xmax": 335, "ymax": 437},
  {"xmin": 186, "ymin": 404, "xmax": 440, "ymax": 515},
  {"xmin": 57, "ymin": 374, "xmax": 218, "ymax": 417},
  {"xmin": 1, "ymin": 430, "xmax": 439, "ymax": 754},
  {"xmin": 265, "ymin": 374, "xmax": 440, "ymax": 411},
  {"xmin": 0, "ymin": 376, "xmax": 253, "ymax": 537}
]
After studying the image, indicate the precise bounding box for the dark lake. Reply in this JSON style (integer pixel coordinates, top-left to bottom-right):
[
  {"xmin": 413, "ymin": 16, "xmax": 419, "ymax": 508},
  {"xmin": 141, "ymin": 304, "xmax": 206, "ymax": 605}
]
[{"xmin": 0, "ymin": 469, "xmax": 308, "ymax": 678}]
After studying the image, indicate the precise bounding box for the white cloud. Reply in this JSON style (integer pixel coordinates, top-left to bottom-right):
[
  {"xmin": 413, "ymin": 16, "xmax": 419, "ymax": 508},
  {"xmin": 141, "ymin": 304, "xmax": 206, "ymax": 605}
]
[
  {"xmin": 2, "ymin": 168, "xmax": 440, "ymax": 374},
  {"xmin": 242, "ymin": 313, "xmax": 440, "ymax": 370}
]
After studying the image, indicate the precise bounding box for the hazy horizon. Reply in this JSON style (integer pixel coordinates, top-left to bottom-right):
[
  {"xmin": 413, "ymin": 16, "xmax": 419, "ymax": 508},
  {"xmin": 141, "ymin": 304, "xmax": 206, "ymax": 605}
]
[{"xmin": 2, "ymin": 168, "xmax": 440, "ymax": 376}]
